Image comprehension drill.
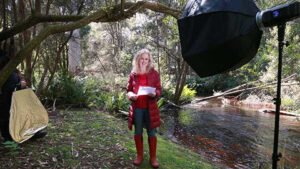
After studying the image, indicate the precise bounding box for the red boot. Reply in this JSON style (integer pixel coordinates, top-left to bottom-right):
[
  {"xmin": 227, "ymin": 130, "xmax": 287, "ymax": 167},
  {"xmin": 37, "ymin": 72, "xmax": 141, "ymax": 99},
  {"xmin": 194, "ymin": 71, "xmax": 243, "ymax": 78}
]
[
  {"xmin": 133, "ymin": 135, "xmax": 143, "ymax": 166},
  {"xmin": 148, "ymin": 136, "xmax": 159, "ymax": 168}
]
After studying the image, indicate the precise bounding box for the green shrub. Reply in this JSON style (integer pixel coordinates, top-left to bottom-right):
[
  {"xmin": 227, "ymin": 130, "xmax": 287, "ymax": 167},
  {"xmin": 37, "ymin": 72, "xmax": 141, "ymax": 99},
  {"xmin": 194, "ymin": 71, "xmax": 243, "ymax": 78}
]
[
  {"xmin": 281, "ymin": 97, "xmax": 295, "ymax": 111},
  {"xmin": 161, "ymin": 86, "xmax": 174, "ymax": 101},
  {"xmin": 179, "ymin": 85, "xmax": 197, "ymax": 103},
  {"xmin": 115, "ymin": 92, "xmax": 130, "ymax": 111},
  {"xmin": 161, "ymin": 84, "xmax": 196, "ymax": 105},
  {"xmin": 83, "ymin": 77, "xmax": 108, "ymax": 108},
  {"xmin": 105, "ymin": 91, "xmax": 130, "ymax": 113},
  {"xmin": 45, "ymin": 73, "xmax": 87, "ymax": 107}
]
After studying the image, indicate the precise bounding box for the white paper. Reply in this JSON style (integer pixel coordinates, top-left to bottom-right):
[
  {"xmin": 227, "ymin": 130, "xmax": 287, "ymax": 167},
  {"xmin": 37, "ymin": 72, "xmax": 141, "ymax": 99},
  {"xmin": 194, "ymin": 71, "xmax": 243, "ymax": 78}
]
[{"xmin": 137, "ymin": 86, "xmax": 156, "ymax": 96}]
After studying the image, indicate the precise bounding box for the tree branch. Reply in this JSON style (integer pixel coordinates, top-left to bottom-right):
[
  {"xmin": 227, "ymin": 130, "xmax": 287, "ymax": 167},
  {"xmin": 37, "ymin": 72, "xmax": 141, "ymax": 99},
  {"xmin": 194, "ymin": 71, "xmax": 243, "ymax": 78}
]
[
  {"xmin": 0, "ymin": 1, "xmax": 180, "ymax": 41},
  {"xmin": 0, "ymin": 1, "xmax": 181, "ymax": 88},
  {"xmin": 0, "ymin": 15, "xmax": 84, "ymax": 41}
]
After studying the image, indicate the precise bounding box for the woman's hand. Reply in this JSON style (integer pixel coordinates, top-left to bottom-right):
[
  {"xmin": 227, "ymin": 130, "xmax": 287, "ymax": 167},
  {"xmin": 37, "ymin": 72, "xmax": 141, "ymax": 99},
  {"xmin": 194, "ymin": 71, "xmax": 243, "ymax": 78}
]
[
  {"xmin": 148, "ymin": 92, "xmax": 156, "ymax": 98},
  {"xmin": 127, "ymin": 92, "xmax": 138, "ymax": 101},
  {"xmin": 130, "ymin": 95, "xmax": 138, "ymax": 101},
  {"xmin": 20, "ymin": 80, "xmax": 27, "ymax": 89}
]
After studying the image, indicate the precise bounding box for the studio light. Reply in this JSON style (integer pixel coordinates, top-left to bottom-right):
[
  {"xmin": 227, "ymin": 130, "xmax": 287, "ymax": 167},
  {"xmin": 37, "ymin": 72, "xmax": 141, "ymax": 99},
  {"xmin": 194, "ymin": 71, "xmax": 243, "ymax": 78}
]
[{"xmin": 256, "ymin": 1, "xmax": 300, "ymax": 29}]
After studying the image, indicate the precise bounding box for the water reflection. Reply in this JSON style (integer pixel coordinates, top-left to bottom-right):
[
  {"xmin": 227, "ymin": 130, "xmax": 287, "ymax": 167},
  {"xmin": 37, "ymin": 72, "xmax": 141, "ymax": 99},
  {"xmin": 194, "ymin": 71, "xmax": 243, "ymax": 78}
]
[{"xmin": 160, "ymin": 100, "xmax": 300, "ymax": 169}]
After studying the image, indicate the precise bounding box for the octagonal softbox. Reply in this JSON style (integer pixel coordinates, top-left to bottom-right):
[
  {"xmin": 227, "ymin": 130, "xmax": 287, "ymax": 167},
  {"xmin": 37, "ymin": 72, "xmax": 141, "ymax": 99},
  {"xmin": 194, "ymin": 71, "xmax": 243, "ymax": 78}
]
[{"xmin": 178, "ymin": 0, "xmax": 262, "ymax": 77}]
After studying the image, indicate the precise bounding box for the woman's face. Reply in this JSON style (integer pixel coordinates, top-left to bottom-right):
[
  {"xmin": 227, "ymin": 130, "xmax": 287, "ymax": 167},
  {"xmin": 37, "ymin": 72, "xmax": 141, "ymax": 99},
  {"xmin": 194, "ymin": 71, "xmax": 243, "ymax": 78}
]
[{"xmin": 139, "ymin": 53, "xmax": 150, "ymax": 70}]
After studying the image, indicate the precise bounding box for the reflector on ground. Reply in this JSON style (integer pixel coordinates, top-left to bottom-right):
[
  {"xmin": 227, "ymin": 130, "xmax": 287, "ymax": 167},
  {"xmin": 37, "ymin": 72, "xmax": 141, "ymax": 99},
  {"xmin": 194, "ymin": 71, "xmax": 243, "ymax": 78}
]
[{"xmin": 9, "ymin": 88, "xmax": 48, "ymax": 143}]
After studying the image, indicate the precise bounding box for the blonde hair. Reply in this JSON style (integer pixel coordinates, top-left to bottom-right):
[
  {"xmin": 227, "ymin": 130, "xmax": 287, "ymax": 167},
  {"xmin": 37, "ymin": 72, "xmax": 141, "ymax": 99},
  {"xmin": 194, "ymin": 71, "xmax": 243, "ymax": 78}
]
[{"xmin": 132, "ymin": 48, "xmax": 154, "ymax": 73}]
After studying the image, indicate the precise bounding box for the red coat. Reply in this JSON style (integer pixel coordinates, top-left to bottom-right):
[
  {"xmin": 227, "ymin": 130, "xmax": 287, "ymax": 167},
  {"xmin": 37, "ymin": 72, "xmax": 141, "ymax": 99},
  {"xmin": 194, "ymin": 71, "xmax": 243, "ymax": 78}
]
[{"xmin": 127, "ymin": 68, "xmax": 162, "ymax": 130}]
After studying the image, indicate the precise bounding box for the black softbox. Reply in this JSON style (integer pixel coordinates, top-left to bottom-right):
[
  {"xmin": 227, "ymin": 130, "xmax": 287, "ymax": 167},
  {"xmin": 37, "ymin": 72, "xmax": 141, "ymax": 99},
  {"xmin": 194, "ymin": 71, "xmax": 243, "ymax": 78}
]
[{"xmin": 178, "ymin": 0, "xmax": 262, "ymax": 77}]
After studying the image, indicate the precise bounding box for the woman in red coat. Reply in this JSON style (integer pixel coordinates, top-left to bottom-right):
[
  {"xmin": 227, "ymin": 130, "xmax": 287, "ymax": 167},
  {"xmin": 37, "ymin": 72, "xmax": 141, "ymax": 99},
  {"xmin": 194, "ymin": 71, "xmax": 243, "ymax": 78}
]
[{"xmin": 127, "ymin": 49, "xmax": 161, "ymax": 168}]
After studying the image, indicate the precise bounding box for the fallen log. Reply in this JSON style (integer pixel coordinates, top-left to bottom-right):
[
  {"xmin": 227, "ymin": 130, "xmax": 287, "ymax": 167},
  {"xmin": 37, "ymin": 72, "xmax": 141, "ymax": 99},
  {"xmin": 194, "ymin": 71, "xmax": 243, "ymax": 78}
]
[
  {"xmin": 258, "ymin": 109, "xmax": 299, "ymax": 117},
  {"xmin": 193, "ymin": 82, "xmax": 299, "ymax": 103}
]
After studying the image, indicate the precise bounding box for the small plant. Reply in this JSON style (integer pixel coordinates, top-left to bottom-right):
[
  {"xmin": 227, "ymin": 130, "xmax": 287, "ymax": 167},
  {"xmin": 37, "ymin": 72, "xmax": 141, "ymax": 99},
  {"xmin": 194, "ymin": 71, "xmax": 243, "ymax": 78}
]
[
  {"xmin": 157, "ymin": 97, "xmax": 165, "ymax": 108},
  {"xmin": 2, "ymin": 141, "xmax": 20, "ymax": 155},
  {"xmin": 105, "ymin": 94, "xmax": 115, "ymax": 112}
]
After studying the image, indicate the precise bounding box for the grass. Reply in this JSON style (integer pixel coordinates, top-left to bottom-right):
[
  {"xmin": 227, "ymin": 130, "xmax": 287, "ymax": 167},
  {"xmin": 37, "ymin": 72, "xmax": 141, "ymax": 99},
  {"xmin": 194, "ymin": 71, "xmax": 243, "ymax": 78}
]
[{"xmin": 0, "ymin": 109, "xmax": 215, "ymax": 169}]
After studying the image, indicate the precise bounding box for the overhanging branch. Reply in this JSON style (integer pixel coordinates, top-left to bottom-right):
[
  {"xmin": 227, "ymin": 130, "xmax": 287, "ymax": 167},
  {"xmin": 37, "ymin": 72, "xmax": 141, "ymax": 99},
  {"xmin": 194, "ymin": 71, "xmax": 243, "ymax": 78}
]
[
  {"xmin": 0, "ymin": 1, "xmax": 181, "ymax": 88},
  {"xmin": 0, "ymin": 15, "xmax": 84, "ymax": 41},
  {"xmin": 0, "ymin": 1, "xmax": 180, "ymax": 41}
]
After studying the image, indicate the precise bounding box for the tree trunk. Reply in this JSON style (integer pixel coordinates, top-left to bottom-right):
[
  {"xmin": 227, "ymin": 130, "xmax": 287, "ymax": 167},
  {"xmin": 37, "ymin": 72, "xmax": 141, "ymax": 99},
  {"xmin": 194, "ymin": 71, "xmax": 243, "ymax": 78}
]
[
  {"xmin": 19, "ymin": 0, "xmax": 33, "ymax": 87},
  {"xmin": 36, "ymin": 58, "xmax": 49, "ymax": 96},
  {"xmin": 174, "ymin": 62, "xmax": 188, "ymax": 104},
  {"xmin": 35, "ymin": 0, "xmax": 41, "ymax": 15},
  {"xmin": 68, "ymin": 29, "xmax": 81, "ymax": 74},
  {"xmin": 1, "ymin": 0, "xmax": 7, "ymax": 49}
]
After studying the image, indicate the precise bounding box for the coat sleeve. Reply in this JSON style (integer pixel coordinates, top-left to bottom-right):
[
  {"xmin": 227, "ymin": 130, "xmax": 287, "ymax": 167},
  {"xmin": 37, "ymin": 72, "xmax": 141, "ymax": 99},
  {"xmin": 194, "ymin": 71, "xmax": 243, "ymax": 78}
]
[
  {"xmin": 127, "ymin": 73, "xmax": 134, "ymax": 100},
  {"xmin": 154, "ymin": 71, "xmax": 162, "ymax": 98},
  {"xmin": 126, "ymin": 73, "xmax": 134, "ymax": 130},
  {"xmin": 126, "ymin": 73, "xmax": 134, "ymax": 99}
]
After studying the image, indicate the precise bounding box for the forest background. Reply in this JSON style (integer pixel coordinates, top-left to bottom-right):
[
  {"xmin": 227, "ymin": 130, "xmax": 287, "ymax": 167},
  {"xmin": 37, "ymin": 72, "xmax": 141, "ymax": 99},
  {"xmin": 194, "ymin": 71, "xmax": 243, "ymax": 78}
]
[{"xmin": 0, "ymin": 0, "xmax": 299, "ymax": 114}]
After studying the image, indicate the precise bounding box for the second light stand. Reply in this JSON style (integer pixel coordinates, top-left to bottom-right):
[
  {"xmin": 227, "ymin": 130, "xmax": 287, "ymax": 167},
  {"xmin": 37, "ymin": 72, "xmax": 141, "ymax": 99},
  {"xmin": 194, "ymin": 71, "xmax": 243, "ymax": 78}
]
[{"xmin": 272, "ymin": 23, "xmax": 289, "ymax": 169}]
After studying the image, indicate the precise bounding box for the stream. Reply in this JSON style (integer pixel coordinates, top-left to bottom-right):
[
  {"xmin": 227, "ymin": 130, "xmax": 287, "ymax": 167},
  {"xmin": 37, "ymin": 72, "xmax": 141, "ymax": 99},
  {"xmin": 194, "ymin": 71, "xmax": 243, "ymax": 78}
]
[{"xmin": 159, "ymin": 99, "xmax": 300, "ymax": 169}]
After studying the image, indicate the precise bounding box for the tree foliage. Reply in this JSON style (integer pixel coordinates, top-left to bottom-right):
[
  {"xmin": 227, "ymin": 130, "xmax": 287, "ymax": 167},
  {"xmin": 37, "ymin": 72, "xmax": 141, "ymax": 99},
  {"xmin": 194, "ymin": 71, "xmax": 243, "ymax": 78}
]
[{"xmin": 0, "ymin": 0, "xmax": 180, "ymax": 89}]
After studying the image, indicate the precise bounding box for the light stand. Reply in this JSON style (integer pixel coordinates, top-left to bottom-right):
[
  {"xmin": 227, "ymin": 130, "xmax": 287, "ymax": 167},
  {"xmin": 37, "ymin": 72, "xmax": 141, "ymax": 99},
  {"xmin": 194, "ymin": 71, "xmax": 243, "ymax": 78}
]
[
  {"xmin": 271, "ymin": 23, "xmax": 287, "ymax": 169},
  {"xmin": 256, "ymin": 2, "xmax": 300, "ymax": 168}
]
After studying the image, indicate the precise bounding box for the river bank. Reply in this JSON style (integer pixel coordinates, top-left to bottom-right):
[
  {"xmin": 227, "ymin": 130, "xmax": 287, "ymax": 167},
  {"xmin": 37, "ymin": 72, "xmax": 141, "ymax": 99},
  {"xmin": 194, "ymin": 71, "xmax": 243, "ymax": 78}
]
[
  {"xmin": 189, "ymin": 97, "xmax": 300, "ymax": 116},
  {"xmin": 222, "ymin": 97, "xmax": 300, "ymax": 117}
]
